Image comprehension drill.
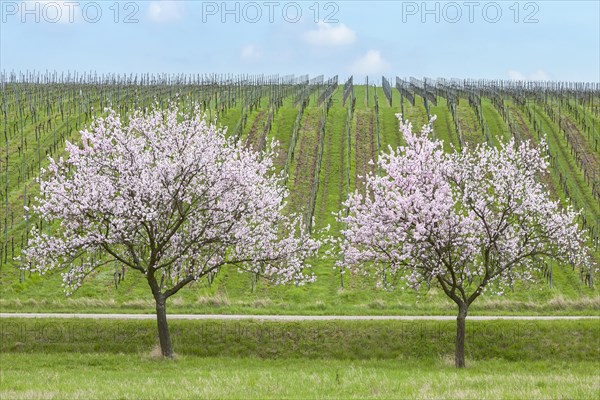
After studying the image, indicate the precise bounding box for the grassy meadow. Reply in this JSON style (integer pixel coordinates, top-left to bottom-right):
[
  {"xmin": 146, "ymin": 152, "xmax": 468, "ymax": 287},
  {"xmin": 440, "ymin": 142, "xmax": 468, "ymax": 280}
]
[{"xmin": 1, "ymin": 318, "xmax": 599, "ymax": 399}]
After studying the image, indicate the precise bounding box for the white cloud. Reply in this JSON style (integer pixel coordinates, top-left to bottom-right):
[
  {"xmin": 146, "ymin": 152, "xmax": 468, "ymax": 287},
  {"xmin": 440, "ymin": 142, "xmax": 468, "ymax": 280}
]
[
  {"xmin": 147, "ymin": 1, "xmax": 184, "ymax": 23},
  {"xmin": 348, "ymin": 50, "xmax": 391, "ymax": 76},
  {"xmin": 240, "ymin": 44, "xmax": 262, "ymax": 62},
  {"xmin": 507, "ymin": 69, "xmax": 551, "ymax": 81},
  {"xmin": 530, "ymin": 69, "xmax": 551, "ymax": 80},
  {"xmin": 507, "ymin": 70, "xmax": 526, "ymax": 81},
  {"xmin": 304, "ymin": 22, "xmax": 357, "ymax": 46}
]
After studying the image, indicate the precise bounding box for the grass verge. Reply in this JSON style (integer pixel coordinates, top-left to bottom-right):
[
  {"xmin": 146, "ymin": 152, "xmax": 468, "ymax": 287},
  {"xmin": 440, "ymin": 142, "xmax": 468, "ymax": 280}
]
[
  {"xmin": 1, "ymin": 319, "xmax": 598, "ymax": 399},
  {"xmin": 1, "ymin": 355, "xmax": 599, "ymax": 399},
  {"xmin": 1, "ymin": 318, "xmax": 598, "ymax": 361}
]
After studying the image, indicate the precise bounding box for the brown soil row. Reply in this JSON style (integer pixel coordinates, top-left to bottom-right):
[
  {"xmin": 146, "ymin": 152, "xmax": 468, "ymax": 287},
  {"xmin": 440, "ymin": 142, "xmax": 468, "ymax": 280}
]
[
  {"xmin": 317, "ymin": 121, "xmax": 339, "ymax": 223},
  {"xmin": 243, "ymin": 110, "xmax": 267, "ymax": 151},
  {"xmin": 338, "ymin": 121, "xmax": 348, "ymax": 209},
  {"xmin": 508, "ymin": 104, "xmax": 559, "ymax": 199},
  {"xmin": 458, "ymin": 105, "xmax": 483, "ymax": 146},
  {"xmin": 560, "ymin": 118, "xmax": 599, "ymax": 181},
  {"xmin": 286, "ymin": 111, "xmax": 321, "ymax": 215},
  {"xmin": 354, "ymin": 111, "xmax": 376, "ymax": 193}
]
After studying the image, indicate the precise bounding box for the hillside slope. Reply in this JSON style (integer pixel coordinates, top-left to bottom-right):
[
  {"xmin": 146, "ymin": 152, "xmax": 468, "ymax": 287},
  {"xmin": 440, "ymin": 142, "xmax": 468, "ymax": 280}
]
[{"xmin": 1, "ymin": 75, "xmax": 598, "ymax": 314}]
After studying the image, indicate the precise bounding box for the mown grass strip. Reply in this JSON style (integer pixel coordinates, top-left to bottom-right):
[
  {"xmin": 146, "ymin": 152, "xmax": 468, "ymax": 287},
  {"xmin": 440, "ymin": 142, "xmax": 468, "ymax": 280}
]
[{"xmin": 1, "ymin": 318, "xmax": 598, "ymax": 362}]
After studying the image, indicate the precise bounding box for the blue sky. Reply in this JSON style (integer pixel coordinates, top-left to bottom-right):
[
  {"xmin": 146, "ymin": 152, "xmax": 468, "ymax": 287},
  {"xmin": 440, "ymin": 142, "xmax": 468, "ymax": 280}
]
[{"xmin": 1, "ymin": 0, "xmax": 599, "ymax": 82}]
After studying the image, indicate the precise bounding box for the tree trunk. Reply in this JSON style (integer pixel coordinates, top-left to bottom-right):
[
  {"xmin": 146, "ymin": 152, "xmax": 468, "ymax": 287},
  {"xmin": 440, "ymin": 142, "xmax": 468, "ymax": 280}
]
[
  {"xmin": 455, "ymin": 303, "xmax": 468, "ymax": 368},
  {"xmin": 155, "ymin": 295, "xmax": 174, "ymax": 358}
]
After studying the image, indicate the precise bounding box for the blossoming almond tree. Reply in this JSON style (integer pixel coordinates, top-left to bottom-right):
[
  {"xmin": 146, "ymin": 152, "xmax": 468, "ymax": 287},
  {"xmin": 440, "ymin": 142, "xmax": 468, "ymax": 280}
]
[
  {"xmin": 23, "ymin": 103, "xmax": 321, "ymax": 358},
  {"xmin": 337, "ymin": 114, "xmax": 594, "ymax": 368}
]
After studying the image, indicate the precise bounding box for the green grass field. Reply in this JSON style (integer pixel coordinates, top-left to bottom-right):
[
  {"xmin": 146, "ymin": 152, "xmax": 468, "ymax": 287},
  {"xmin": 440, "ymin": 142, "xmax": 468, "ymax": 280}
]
[
  {"xmin": 3, "ymin": 355, "xmax": 598, "ymax": 400},
  {"xmin": 1, "ymin": 318, "xmax": 599, "ymax": 399}
]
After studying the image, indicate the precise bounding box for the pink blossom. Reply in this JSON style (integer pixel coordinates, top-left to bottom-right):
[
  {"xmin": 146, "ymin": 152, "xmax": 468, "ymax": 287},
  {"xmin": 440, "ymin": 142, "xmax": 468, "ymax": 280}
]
[{"xmin": 24, "ymin": 103, "xmax": 321, "ymax": 295}]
